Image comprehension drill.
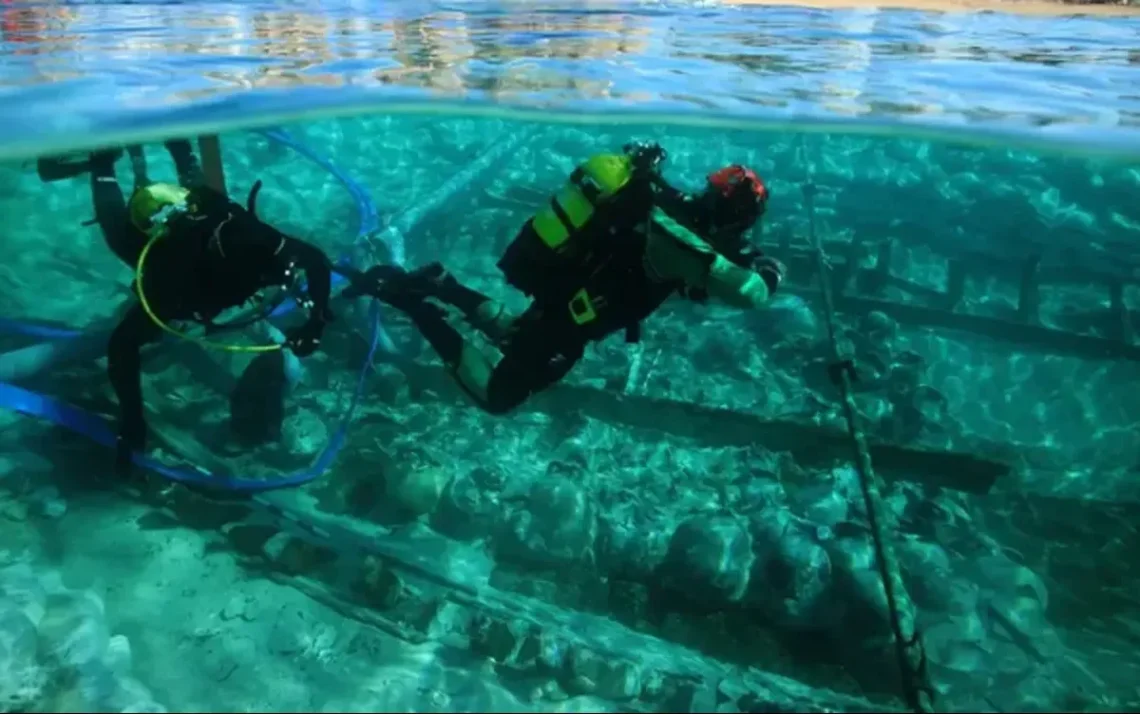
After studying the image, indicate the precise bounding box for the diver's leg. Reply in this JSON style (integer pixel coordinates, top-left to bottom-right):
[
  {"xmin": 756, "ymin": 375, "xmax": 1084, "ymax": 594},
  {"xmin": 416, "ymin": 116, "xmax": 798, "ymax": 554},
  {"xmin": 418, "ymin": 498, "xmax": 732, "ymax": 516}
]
[
  {"xmin": 397, "ymin": 298, "xmax": 578, "ymax": 415},
  {"xmin": 89, "ymin": 151, "xmax": 148, "ymax": 268},
  {"xmin": 437, "ymin": 279, "xmax": 516, "ymax": 340},
  {"xmin": 163, "ymin": 139, "xmax": 204, "ymax": 187},
  {"xmin": 348, "ymin": 263, "xmax": 515, "ymax": 339},
  {"xmin": 127, "ymin": 145, "xmax": 149, "ymax": 189},
  {"xmin": 197, "ymin": 135, "xmax": 226, "ymax": 194},
  {"xmin": 398, "ymin": 300, "xmax": 465, "ymax": 367},
  {"xmin": 405, "ymin": 264, "xmax": 517, "ymax": 340},
  {"xmin": 483, "ymin": 327, "xmax": 583, "ymax": 413},
  {"xmin": 229, "ymin": 350, "xmax": 289, "ymax": 447}
]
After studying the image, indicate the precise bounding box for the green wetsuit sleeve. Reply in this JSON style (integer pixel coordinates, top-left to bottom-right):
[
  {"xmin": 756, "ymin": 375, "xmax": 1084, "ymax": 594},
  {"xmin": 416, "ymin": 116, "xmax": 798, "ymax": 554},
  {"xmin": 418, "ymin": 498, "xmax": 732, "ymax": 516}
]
[{"xmin": 644, "ymin": 206, "xmax": 770, "ymax": 309}]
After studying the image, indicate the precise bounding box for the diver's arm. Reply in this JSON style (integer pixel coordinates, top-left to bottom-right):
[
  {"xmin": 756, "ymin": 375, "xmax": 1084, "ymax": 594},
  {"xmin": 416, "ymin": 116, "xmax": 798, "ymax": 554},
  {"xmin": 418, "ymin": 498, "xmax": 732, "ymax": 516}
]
[
  {"xmin": 624, "ymin": 140, "xmax": 694, "ymax": 214},
  {"xmin": 705, "ymin": 254, "xmax": 775, "ymax": 308},
  {"xmin": 652, "ymin": 180, "xmax": 766, "ymax": 271},
  {"xmin": 278, "ymin": 237, "xmax": 334, "ymax": 358},
  {"xmin": 282, "ymin": 237, "xmax": 333, "ymax": 323},
  {"xmin": 649, "ymin": 176, "xmax": 699, "ymax": 222},
  {"xmin": 644, "ymin": 206, "xmax": 774, "ymax": 309}
]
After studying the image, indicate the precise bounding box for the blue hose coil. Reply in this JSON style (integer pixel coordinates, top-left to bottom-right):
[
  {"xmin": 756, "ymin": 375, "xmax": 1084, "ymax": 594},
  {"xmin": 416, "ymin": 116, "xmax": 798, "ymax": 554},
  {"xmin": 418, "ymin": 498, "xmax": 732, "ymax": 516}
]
[
  {"xmin": 0, "ymin": 300, "xmax": 382, "ymax": 492},
  {"xmin": 0, "ymin": 130, "xmax": 385, "ymax": 492},
  {"xmin": 256, "ymin": 128, "xmax": 398, "ymax": 353},
  {"xmin": 0, "ymin": 319, "xmax": 87, "ymax": 341}
]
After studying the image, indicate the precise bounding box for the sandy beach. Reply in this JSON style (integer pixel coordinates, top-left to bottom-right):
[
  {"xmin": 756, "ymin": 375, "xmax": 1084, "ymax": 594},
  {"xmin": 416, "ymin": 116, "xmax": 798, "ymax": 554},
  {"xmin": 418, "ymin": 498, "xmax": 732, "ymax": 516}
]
[{"xmin": 729, "ymin": 0, "xmax": 1140, "ymax": 16}]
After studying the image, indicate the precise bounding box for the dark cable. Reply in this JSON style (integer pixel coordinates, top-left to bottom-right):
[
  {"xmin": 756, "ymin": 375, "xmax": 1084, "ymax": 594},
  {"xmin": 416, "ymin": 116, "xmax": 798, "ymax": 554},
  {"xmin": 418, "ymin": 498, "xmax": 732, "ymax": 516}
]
[{"xmin": 799, "ymin": 136, "xmax": 935, "ymax": 714}]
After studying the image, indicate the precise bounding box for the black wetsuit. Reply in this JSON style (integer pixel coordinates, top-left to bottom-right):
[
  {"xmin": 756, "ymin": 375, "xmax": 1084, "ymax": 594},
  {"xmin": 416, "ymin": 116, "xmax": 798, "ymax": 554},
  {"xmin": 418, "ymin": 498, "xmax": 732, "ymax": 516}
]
[
  {"xmin": 482, "ymin": 179, "xmax": 762, "ymax": 412},
  {"xmin": 84, "ymin": 141, "xmax": 334, "ymax": 470},
  {"xmin": 350, "ymin": 169, "xmax": 764, "ymax": 415}
]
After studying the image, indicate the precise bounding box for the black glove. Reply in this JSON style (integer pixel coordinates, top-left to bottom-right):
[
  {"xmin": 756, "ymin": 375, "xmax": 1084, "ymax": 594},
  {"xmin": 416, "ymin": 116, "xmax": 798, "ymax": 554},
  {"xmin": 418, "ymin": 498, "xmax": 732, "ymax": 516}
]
[
  {"xmin": 115, "ymin": 415, "xmax": 147, "ymax": 479},
  {"xmin": 755, "ymin": 256, "xmax": 786, "ymax": 295},
  {"xmin": 343, "ymin": 263, "xmax": 446, "ymax": 309},
  {"xmin": 342, "ymin": 264, "xmax": 406, "ymax": 300},
  {"xmin": 285, "ymin": 318, "xmax": 325, "ymax": 357}
]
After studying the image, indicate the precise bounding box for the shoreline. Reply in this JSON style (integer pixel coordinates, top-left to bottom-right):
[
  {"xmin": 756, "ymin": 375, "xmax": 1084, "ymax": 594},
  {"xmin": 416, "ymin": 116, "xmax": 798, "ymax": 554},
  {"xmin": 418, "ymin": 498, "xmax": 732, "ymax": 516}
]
[{"xmin": 727, "ymin": 0, "xmax": 1140, "ymax": 16}]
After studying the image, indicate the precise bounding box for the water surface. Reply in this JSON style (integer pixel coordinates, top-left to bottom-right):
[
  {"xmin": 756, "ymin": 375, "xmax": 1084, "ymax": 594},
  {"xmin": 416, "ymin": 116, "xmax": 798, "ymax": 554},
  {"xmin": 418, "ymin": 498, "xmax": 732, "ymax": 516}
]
[
  {"xmin": 2, "ymin": 3, "xmax": 1140, "ymax": 713},
  {"xmin": 0, "ymin": 0, "xmax": 1138, "ymax": 159}
]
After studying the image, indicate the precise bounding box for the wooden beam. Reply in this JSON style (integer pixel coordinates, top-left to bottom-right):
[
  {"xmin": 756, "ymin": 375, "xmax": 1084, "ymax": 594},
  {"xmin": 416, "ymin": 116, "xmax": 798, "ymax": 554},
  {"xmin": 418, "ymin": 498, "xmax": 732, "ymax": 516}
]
[
  {"xmin": 761, "ymin": 238, "xmax": 1140, "ymax": 362},
  {"xmin": 1017, "ymin": 255, "xmax": 1042, "ymax": 325},
  {"xmin": 388, "ymin": 360, "xmax": 1010, "ymax": 496},
  {"xmin": 792, "ymin": 289, "xmax": 1140, "ymax": 362}
]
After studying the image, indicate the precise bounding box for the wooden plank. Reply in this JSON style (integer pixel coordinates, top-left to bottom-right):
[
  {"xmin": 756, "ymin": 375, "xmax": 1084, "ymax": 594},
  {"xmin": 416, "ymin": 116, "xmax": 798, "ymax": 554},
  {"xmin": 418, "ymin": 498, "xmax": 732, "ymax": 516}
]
[
  {"xmin": 762, "ymin": 239, "xmax": 1139, "ymax": 360},
  {"xmin": 761, "ymin": 238, "xmax": 1140, "ymax": 291},
  {"xmin": 1017, "ymin": 255, "xmax": 1042, "ymax": 325},
  {"xmin": 392, "ymin": 360, "xmax": 1010, "ymax": 495},
  {"xmin": 778, "ymin": 287, "xmax": 1140, "ymax": 362},
  {"xmin": 1109, "ymin": 280, "xmax": 1135, "ymax": 345},
  {"xmin": 945, "ymin": 260, "xmax": 967, "ymax": 311}
]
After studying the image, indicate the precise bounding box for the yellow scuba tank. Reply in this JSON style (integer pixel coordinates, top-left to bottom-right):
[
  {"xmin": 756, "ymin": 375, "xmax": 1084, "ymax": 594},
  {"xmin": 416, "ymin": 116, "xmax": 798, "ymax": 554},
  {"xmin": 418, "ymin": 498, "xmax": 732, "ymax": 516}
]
[{"xmin": 498, "ymin": 153, "xmax": 638, "ymax": 300}]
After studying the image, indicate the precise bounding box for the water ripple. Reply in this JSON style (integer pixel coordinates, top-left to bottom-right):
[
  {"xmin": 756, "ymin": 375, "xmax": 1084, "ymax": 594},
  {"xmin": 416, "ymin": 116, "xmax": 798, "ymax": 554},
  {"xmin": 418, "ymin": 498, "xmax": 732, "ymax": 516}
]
[{"xmin": 0, "ymin": 0, "xmax": 1138, "ymax": 158}]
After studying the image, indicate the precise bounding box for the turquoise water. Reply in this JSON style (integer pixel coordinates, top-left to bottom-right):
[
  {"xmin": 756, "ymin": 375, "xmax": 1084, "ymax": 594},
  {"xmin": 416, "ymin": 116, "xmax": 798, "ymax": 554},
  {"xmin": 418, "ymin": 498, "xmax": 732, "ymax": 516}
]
[{"xmin": 1, "ymin": 1, "xmax": 1140, "ymax": 713}]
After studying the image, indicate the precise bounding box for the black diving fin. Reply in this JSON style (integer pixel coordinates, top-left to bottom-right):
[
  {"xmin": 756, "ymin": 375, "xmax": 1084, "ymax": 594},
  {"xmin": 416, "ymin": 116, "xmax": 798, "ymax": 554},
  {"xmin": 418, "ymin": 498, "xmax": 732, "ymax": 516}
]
[{"xmin": 37, "ymin": 155, "xmax": 93, "ymax": 183}]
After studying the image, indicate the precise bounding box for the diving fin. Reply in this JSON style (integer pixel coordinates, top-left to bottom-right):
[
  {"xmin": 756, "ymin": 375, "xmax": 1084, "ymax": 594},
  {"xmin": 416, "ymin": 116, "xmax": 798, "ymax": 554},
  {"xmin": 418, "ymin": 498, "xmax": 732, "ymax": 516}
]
[
  {"xmin": 37, "ymin": 148, "xmax": 125, "ymax": 183},
  {"xmin": 37, "ymin": 155, "xmax": 92, "ymax": 183}
]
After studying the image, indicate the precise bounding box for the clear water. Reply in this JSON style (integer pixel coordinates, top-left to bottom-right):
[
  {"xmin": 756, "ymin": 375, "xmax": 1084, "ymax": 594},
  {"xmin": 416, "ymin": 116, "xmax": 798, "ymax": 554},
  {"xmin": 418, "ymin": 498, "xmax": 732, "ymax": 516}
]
[
  {"xmin": 0, "ymin": 0, "xmax": 1139, "ymax": 159},
  {"xmin": 0, "ymin": 1, "xmax": 1139, "ymax": 713}
]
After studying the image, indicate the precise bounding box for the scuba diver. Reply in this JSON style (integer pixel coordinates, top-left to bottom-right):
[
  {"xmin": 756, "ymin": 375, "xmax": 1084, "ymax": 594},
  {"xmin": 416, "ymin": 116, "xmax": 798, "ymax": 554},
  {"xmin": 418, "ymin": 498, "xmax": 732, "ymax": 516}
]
[
  {"xmin": 37, "ymin": 140, "xmax": 335, "ymax": 477},
  {"xmin": 345, "ymin": 140, "xmax": 785, "ymax": 415}
]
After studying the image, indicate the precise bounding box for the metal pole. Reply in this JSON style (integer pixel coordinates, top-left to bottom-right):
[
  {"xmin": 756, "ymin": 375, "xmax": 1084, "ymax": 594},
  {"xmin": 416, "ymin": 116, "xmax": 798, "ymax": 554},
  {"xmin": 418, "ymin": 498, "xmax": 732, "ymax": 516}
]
[{"xmin": 799, "ymin": 136, "xmax": 934, "ymax": 714}]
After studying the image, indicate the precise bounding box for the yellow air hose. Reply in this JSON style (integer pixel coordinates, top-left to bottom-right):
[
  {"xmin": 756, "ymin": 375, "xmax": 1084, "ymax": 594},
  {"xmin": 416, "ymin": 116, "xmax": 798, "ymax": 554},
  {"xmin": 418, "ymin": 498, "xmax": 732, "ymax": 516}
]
[{"xmin": 134, "ymin": 226, "xmax": 283, "ymax": 355}]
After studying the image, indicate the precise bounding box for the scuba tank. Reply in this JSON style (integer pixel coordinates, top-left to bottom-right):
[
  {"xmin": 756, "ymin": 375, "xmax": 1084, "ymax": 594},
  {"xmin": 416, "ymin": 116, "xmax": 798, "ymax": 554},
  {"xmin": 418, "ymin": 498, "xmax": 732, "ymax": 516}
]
[
  {"xmin": 498, "ymin": 153, "xmax": 646, "ymax": 301},
  {"xmin": 127, "ymin": 182, "xmax": 191, "ymax": 234}
]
